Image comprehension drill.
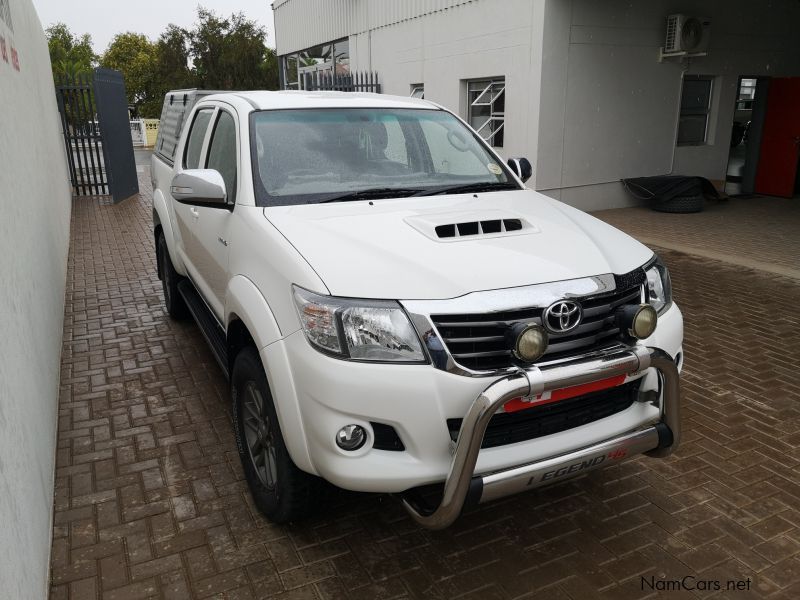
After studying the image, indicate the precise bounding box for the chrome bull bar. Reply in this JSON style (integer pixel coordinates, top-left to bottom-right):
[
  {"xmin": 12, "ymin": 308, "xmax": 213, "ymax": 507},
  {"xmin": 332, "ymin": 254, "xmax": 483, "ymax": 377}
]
[{"xmin": 401, "ymin": 346, "xmax": 680, "ymax": 530}]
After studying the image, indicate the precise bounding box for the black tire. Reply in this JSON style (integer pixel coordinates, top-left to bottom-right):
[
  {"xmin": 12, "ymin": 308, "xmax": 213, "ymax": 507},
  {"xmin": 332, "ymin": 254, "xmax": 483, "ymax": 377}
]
[
  {"xmin": 651, "ymin": 194, "xmax": 704, "ymax": 213},
  {"xmin": 156, "ymin": 232, "xmax": 189, "ymax": 320},
  {"xmin": 231, "ymin": 346, "xmax": 323, "ymax": 523}
]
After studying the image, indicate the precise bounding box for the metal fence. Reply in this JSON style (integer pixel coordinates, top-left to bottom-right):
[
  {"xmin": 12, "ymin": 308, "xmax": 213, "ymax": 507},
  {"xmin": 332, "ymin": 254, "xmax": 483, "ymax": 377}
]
[
  {"xmin": 130, "ymin": 118, "xmax": 159, "ymax": 147},
  {"xmin": 300, "ymin": 71, "xmax": 381, "ymax": 93},
  {"xmin": 55, "ymin": 73, "xmax": 107, "ymax": 195},
  {"xmin": 55, "ymin": 68, "xmax": 138, "ymax": 202},
  {"xmin": 130, "ymin": 119, "xmax": 145, "ymax": 147}
]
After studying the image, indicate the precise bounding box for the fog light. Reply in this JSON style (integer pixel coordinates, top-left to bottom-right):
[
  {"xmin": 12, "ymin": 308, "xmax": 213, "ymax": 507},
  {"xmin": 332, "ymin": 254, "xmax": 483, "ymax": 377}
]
[
  {"xmin": 618, "ymin": 304, "xmax": 658, "ymax": 339},
  {"xmin": 507, "ymin": 323, "xmax": 548, "ymax": 362},
  {"xmin": 335, "ymin": 425, "xmax": 367, "ymax": 451}
]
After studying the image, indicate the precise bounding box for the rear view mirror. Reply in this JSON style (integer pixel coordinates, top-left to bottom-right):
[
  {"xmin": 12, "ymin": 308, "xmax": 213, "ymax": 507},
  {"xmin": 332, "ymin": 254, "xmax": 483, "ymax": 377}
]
[
  {"xmin": 447, "ymin": 129, "xmax": 470, "ymax": 152},
  {"xmin": 171, "ymin": 170, "xmax": 227, "ymax": 206},
  {"xmin": 507, "ymin": 158, "xmax": 533, "ymax": 183}
]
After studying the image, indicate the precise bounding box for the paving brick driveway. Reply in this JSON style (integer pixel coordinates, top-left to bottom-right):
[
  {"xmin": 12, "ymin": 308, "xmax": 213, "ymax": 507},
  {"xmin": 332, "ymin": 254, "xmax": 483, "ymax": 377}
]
[{"xmin": 50, "ymin": 175, "xmax": 800, "ymax": 599}]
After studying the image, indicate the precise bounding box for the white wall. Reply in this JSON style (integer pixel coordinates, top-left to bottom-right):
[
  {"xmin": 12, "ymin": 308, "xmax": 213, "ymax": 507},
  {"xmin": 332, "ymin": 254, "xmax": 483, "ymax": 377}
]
[
  {"xmin": 273, "ymin": 0, "xmax": 477, "ymax": 56},
  {"xmin": 0, "ymin": 0, "xmax": 72, "ymax": 597},
  {"xmin": 348, "ymin": 0, "xmax": 546, "ymax": 163},
  {"xmin": 538, "ymin": 0, "xmax": 800, "ymax": 210}
]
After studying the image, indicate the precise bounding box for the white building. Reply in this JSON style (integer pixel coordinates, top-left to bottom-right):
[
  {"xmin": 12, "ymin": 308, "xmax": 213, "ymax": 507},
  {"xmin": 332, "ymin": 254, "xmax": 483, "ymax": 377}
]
[{"xmin": 272, "ymin": 0, "xmax": 800, "ymax": 210}]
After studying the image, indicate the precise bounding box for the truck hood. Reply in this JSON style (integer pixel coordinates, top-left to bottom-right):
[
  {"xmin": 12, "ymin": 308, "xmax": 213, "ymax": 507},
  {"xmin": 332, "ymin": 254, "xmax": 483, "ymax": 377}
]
[{"xmin": 263, "ymin": 189, "xmax": 653, "ymax": 299}]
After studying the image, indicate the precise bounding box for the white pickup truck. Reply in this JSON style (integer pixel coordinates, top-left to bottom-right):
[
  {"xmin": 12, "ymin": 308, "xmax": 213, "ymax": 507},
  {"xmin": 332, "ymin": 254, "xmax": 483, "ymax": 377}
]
[{"xmin": 152, "ymin": 89, "xmax": 683, "ymax": 529}]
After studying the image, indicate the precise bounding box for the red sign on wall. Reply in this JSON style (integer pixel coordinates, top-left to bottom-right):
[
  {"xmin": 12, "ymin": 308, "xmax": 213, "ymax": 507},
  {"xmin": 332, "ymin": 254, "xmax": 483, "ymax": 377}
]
[{"xmin": 0, "ymin": 0, "xmax": 19, "ymax": 72}]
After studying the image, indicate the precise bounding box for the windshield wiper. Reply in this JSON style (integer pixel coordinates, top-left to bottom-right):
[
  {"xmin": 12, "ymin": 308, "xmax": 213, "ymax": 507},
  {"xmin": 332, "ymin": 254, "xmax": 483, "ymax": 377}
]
[
  {"xmin": 320, "ymin": 188, "xmax": 422, "ymax": 203},
  {"xmin": 413, "ymin": 181, "xmax": 519, "ymax": 197}
]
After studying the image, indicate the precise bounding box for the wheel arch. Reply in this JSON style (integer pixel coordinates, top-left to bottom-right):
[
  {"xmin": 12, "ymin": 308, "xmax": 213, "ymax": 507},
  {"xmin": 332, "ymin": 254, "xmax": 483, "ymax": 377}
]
[
  {"xmin": 226, "ymin": 276, "xmax": 314, "ymax": 473},
  {"xmin": 225, "ymin": 275, "xmax": 283, "ymax": 352},
  {"xmin": 153, "ymin": 188, "xmax": 187, "ymax": 275}
]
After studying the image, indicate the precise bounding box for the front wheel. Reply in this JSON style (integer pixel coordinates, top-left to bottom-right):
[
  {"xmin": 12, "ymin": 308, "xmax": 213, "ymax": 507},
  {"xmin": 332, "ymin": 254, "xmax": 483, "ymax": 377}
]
[{"xmin": 231, "ymin": 347, "xmax": 324, "ymax": 523}]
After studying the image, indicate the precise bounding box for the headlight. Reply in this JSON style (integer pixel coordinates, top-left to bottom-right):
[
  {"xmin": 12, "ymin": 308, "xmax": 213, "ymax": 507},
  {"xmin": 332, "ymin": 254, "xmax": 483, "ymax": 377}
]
[
  {"xmin": 292, "ymin": 286, "xmax": 426, "ymax": 363},
  {"xmin": 645, "ymin": 256, "xmax": 672, "ymax": 314}
]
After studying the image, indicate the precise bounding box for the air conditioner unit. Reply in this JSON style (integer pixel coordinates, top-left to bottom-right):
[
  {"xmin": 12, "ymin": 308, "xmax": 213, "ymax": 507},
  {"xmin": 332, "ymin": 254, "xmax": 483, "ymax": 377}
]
[{"xmin": 664, "ymin": 14, "xmax": 711, "ymax": 54}]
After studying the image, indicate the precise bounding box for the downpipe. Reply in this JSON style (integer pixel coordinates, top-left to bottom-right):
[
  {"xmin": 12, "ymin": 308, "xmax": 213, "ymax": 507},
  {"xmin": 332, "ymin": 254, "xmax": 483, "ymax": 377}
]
[{"xmin": 401, "ymin": 346, "xmax": 680, "ymax": 530}]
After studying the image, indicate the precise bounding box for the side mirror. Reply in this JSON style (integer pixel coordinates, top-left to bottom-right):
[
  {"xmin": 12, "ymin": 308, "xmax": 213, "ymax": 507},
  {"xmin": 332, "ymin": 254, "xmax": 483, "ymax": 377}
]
[
  {"xmin": 171, "ymin": 170, "xmax": 227, "ymax": 206},
  {"xmin": 507, "ymin": 157, "xmax": 533, "ymax": 183}
]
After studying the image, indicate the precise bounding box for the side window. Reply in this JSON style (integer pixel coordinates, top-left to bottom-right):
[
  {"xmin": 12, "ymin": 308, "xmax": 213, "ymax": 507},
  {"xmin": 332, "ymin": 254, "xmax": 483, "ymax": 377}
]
[
  {"xmin": 184, "ymin": 109, "xmax": 213, "ymax": 169},
  {"xmin": 206, "ymin": 110, "xmax": 238, "ymax": 203}
]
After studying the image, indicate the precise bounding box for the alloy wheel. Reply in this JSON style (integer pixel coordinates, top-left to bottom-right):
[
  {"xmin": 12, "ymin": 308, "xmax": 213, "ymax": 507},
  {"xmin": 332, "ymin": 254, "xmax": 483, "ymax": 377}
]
[{"xmin": 242, "ymin": 381, "xmax": 278, "ymax": 489}]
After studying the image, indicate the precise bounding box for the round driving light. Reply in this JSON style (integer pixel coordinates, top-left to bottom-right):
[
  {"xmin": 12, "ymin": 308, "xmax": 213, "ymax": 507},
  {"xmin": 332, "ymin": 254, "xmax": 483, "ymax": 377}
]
[
  {"xmin": 630, "ymin": 304, "xmax": 657, "ymax": 339},
  {"xmin": 507, "ymin": 323, "xmax": 549, "ymax": 362},
  {"xmin": 335, "ymin": 425, "xmax": 367, "ymax": 451}
]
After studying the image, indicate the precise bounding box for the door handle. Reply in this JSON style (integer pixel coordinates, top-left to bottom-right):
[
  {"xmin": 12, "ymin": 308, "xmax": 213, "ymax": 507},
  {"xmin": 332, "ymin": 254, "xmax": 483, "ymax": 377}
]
[{"xmin": 190, "ymin": 207, "xmax": 199, "ymax": 218}]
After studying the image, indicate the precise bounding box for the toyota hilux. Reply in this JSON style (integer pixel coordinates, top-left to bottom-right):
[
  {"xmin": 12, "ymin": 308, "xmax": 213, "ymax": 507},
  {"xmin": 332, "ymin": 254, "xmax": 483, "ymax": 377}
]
[{"xmin": 151, "ymin": 89, "xmax": 682, "ymax": 529}]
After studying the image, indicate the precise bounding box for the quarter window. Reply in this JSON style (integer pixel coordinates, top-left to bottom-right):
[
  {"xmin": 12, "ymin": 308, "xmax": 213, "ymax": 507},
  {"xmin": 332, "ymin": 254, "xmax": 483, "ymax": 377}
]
[
  {"xmin": 205, "ymin": 111, "xmax": 238, "ymax": 203},
  {"xmin": 184, "ymin": 109, "xmax": 213, "ymax": 169},
  {"xmin": 677, "ymin": 75, "xmax": 713, "ymax": 145},
  {"xmin": 467, "ymin": 78, "xmax": 505, "ymax": 148}
]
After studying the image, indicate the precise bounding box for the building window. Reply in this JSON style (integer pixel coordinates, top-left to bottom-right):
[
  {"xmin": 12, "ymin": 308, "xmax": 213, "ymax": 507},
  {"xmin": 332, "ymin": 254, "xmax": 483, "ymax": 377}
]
[
  {"xmin": 280, "ymin": 38, "xmax": 351, "ymax": 90},
  {"xmin": 410, "ymin": 84, "xmax": 424, "ymax": 99},
  {"xmin": 736, "ymin": 78, "xmax": 757, "ymax": 111},
  {"xmin": 333, "ymin": 39, "xmax": 350, "ymax": 75},
  {"xmin": 280, "ymin": 54, "xmax": 300, "ymax": 89},
  {"xmin": 677, "ymin": 75, "xmax": 713, "ymax": 146},
  {"xmin": 467, "ymin": 78, "xmax": 505, "ymax": 147}
]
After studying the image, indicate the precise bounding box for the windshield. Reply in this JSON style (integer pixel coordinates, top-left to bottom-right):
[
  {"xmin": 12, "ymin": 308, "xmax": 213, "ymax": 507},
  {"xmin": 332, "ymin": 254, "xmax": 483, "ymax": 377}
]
[{"xmin": 250, "ymin": 108, "xmax": 518, "ymax": 206}]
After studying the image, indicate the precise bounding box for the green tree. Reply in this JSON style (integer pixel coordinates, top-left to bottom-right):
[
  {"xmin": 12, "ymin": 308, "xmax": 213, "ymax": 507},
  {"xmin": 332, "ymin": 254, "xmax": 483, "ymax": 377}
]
[
  {"xmin": 100, "ymin": 32, "xmax": 159, "ymax": 117},
  {"xmin": 47, "ymin": 8, "xmax": 279, "ymax": 119},
  {"xmin": 156, "ymin": 25, "xmax": 195, "ymax": 89},
  {"xmin": 45, "ymin": 23, "xmax": 95, "ymax": 81},
  {"xmin": 144, "ymin": 25, "xmax": 196, "ymax": 118},
  {"xmin": 190, "ymin": 8, "xmax": 278, "ymax": 90}
]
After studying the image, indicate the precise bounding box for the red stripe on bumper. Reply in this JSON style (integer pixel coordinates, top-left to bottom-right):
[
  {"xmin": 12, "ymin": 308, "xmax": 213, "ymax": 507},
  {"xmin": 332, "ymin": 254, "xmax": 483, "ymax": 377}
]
[{"xmin": 502, "ymin": 374, "xmax": 628, "ymax": 413}]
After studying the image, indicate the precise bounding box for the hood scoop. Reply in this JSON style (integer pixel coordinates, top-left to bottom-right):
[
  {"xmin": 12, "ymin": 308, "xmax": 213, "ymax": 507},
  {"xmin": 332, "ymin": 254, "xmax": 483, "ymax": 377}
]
[{"xmin": 406, "ymin": 210, "xmax": 539, "ymax": 242}]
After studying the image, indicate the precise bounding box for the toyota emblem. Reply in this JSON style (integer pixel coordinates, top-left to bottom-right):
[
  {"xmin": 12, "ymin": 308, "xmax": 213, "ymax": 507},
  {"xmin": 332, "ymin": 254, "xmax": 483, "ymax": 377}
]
[{"xmin": 543, "ymin": 300, "xmax": 582, "ymax": 333}]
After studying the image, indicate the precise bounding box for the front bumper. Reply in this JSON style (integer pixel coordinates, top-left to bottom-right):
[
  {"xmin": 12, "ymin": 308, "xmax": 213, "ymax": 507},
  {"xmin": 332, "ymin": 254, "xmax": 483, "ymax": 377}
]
[
  {"xmin": 400, "ymin": 345, "xmax": 680, "ymax": 529},
  {"xmin": 261, "ymin": 303, "xmax": 681, "ymax": 522}
]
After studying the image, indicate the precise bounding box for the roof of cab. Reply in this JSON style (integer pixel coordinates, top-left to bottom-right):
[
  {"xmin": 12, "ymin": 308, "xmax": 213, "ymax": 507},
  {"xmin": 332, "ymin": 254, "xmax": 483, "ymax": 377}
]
[{"xmin": 202, "ymin": 90, "xmax": 439, "ymax": 111}]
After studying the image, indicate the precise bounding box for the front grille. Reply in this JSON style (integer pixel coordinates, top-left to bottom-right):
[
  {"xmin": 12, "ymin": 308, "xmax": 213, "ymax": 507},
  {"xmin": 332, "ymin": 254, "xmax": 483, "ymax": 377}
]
[
  {"xmin": 446, "ymin": 380, "xmax": 640, "ymax": 448},
  {"xmin": 430, "ymin": 281, "xmax": 643, "ymax": 372}
]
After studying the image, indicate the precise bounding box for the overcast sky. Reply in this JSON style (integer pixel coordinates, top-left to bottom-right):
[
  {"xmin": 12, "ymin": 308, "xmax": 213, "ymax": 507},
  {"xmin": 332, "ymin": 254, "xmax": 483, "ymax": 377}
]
[{"xmin": 31, "ymin": 0, "xmax": 277, "ymax": 53}]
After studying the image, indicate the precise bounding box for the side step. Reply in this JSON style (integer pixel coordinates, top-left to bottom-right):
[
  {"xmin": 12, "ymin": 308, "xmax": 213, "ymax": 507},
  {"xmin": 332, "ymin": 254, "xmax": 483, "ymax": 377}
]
[{"xmin": 177, "ymin": 280, "xmax": 229, "ymax": 379}]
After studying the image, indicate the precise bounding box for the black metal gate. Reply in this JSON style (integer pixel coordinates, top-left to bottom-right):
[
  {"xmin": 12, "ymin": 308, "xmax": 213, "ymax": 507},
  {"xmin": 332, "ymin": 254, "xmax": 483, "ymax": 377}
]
[
  {"xmin": 55, "ymin": 68, "xmax": 138, "ymax": 202},
  {"xmin": 300, "ymin": 71, "xmax": 381, "ymax": 93},
  {"xmin": 93, "ymin": 69, "xmax": 138, "ymax": 202},
  {"xmin": 56, "ymin": 72, "xmax": 106, "ymax": 195}
]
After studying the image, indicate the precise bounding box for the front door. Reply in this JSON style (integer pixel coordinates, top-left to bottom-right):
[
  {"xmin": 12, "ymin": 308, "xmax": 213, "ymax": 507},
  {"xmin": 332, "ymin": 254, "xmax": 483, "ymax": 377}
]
[
  {"xmin": 755, "ymin": 77, "xmax": 800, "ymax": 198},
  {"xmin": 187, "ymin": 106, "xmax": 239, "ymax": 320},
  {"xmin": 173, "ymin": 107, "xmax": 214, "ymax": 273}
]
